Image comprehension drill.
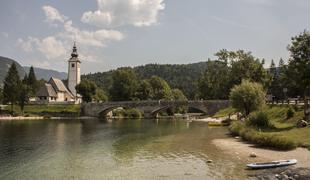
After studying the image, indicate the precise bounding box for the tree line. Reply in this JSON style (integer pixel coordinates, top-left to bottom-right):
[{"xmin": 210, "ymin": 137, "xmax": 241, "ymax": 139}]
[{"xmin": 0, "ymin": 65, "xmax": 39, "ymax": 114}]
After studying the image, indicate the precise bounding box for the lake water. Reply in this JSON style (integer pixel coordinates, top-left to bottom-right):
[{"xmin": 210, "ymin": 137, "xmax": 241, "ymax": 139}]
[{"xmin": 0, "ymin": 119, "xmax": 249, "ymax": 179}]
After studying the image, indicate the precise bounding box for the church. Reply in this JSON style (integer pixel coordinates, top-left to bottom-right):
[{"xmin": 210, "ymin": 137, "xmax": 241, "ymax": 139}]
[{"xmin": 35, "ymin": 43, "xmax": 82, "ymax": 104}]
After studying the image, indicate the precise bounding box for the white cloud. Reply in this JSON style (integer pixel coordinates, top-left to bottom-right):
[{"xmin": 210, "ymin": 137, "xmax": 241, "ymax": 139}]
[
  {"xmin": 81, "ymin": 0, "xmax": 165, "ymax": 27},
  {"xmin": 17, "ymin": 37, "xmax": 38, "ymax": 52},
  {"xmin": 37, "ymin": 36, "xmax": 67, "ymax": 59},
  {"xmin": 42, "ymin": 5, "xmax": 67, "ymax": 26},
  {"xmin": 17, "ymin": 36, "xmax": 66, "ymax": 59},
  {"xmin": 61, "ymin": 20, "xmax": 124, "ymax": 47}
]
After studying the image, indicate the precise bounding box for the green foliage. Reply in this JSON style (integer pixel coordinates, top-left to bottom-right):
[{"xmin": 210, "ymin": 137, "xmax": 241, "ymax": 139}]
[
  {"xmin": 0, "ymin": 87, "xmax": 3, "ymax": 104},
  {"xmin": 93, "ymin": 88, "xmax": 108, "ymax": 102},
  {"xmin": 247, "ymin": 111, "xmax": 272, "ymax": 128},
  {"xmin": 213, "ymin": 106, "xmax": 236, "ymax": 118},
  {"xmin": 3, "ymin": 63, "xmax": 21, "ymax": 112},
  {"xmin": 113, "ymin": 108, "xmax": 142, "ymax": 118},
  {"xmin": 198, "ymin": 60, "xmax": 230, "ymax": 99},
  {"xmin": 230, "ymin": 80, "xmax": 266, "ymax": 116},
  {"xmin": 147, "ymin": 76, "xmax": 172, "ymax": 100},
  {"xmin": 286, "ymin": 107, "xmax": 295, "ymax": 119},
  {"xmin": 18, "ymin": 84, "xmax": 30, "ymax": 114},
  {"xmin": 198, "ymin": 50, "xmax": 268, "ymax": 100},
  {"xmin": 6, "ymin": 104, "xmax": 81, "ymax": 115},
  {"xmin": 136, "ymin": 80, "xmax": 153, "ymax": 100},
  {"xmin": 229, "ymin": 122, "xmax": 297, "ymax": 150},
  {"xmin": 109, "ymin": 68, "xmax": 139, "ymax": 101},
  {"xmin": 172, "ymin": 88, "xmax": 187, "ymax": 100},
  {"xmin": 286, "ymin": 30, "xmax": 310, "ymax": 118},
  {"xmin": 76, "ymin": 80, "xmax": 97, "ymax": 102},
  {"xmin": 82, "ymin": 62, "xmax": 208, "ymax": 99},
  {"xmin": 26, "ymin": 66, "xmax": 39, "ymax": 96}
]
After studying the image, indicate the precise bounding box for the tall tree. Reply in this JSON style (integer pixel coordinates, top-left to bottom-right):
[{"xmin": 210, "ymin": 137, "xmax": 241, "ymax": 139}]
[
  {"xmin": 27, "ymin": 66, "xmax": 38, "ymax": 96},
  {"xmin": 3, "ymin": 63, "xmax": 21, "ymax": 113},
  {"xmin": 18, "ymin": 84, "xmax": 29, "ymax": 114},
  {"xmin": 286, "ymin": 30, "xmax": 310, "ymax": 119},
  {"xmin": 136, "ymin": 80, "xmax": 153, "ymax": 100},
  {"xmin": 93, "ymin": 88, "xmax": 108, "ymax": 102},
  {"xmin": 147, "ymin": 76, "xmax": 172, "ymax": 100},
  {"xmin": 109, "ymin": 68, "xmax": 139, "ymax": 101},
  {"xmin": 198, "ymin": 60, "xmax": 230, "ymax": 99},
  {"xmin": 76, "ymin": 80, "xmax": 97, "ymax": 103},
  {"xmin": 0, "ymin": 87, "xmax": 3, "ymax": 104}
]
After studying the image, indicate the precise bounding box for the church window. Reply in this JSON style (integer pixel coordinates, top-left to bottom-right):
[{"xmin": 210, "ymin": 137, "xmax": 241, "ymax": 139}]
[{"xmin": 72, "ymin": 63, "xmax": 75, "ymax": 68}]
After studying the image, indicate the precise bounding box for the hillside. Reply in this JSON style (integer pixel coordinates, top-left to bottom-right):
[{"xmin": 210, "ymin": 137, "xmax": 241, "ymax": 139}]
[
  {"xmin": 0, "ymin": 56, "xmax": 26, "ymax": 87},
  {"xmin": 82, "ymin": 62, "xmax": 208, "ymax": 99},
  {"xmin": 24, "ymin": 66, "xmax": 67, "ymax": 81}
]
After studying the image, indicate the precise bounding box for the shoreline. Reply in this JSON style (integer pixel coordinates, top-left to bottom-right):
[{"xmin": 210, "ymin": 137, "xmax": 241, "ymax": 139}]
[
  {"xmin": 212, "ymin": 138, "xmax": 310, "ymax": 168},
  {"xmin": 0, "ymin": 116, "xmax": 97, "ymax": 121}
]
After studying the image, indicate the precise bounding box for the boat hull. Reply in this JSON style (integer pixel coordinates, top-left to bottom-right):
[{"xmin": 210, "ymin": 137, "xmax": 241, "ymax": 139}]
[{"xmin": 247, "ymin": 159, "xmax": 297, "ymax": 169}]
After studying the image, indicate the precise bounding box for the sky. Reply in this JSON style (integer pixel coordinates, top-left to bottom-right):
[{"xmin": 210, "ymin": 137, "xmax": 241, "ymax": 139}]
[{"xmin": 0, "ymin": 0, "xmax": 309, "ymax": 74}]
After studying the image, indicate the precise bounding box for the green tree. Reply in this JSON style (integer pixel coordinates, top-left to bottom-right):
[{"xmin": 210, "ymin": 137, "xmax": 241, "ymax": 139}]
[
  {"xmin": 0, "ymin": 87, "xmax": 3, "ymax": 104},
  {"xmin": 172, "ymin": 88, "xmax": 187, "ymax": 100},
  {"xmin": 27, "ymin": 66, "xmax": 38, "ymax": 96},
  {"xmin": 3, "ymin": 63, "xmax": 21, "ymax": 113},
  {"xmin": 229, "ymin": 50, "xmax": 268, "ymax": 86},
  {"xmin": 76, "ymin": 80, "xmax": 97, "ymax": 103},
  {"xmin": 18, "ymin": 84, "xmax": 29, "ymax": 114},
  {"xmin": 93, "ymin": 88, "xmax": 108, "ymax": 102},
  {"xmin": 136, "ymin": 80, "xmax": 153, "ymax": 100},
  {"xmin": 198, "ymin": 60, "xmax": 230, "ymax": 99},
  {"xmin": 147, "ymin": 76, "xmax": 172, "ymax": 100},
  {"xmin": 230, "ymin": 80, "xmax": 266, "ymax": 116},
  {"xmin": 109, "ymin": 68, "xmax": 139, "ymax": 101},
  {"xmin": 286, "ymin": 30, "xmax": 310, "ymax": 119}
]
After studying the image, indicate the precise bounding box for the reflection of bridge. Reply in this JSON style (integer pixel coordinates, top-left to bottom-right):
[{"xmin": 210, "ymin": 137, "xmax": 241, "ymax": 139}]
[{"xmin": 82, "ymin": 100, "xmax": 230, "ymax": 118}]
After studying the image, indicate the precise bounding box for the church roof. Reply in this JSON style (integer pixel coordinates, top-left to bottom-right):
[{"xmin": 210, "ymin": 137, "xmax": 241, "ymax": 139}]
[
  {"xmin": 36, "ymin": 83, "xmax": 57, "ymax": 97},
  {"xmin": 49, "ymin": 77, "xmax": 67, "ymax": 92},
  {"xmin": 48, "ymin": 77, "xmax": 74, "ymax": 98}
]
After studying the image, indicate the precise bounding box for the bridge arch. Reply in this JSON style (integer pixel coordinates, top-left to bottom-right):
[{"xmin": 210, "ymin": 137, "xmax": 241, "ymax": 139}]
[{"xmin": 98, "ymin": 105, "xmax": 129, "ymax": 117}]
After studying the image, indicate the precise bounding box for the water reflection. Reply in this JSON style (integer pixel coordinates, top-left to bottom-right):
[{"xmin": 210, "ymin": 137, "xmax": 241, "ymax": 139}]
[{"xmin": 0, "ymin": 119, "xmax": 247, "ymax": 179}]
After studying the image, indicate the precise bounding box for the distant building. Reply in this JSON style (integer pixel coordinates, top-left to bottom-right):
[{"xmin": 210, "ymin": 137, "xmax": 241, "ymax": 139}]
[{"xmin": 35, "ymin": 43, "xmax": 82, "ymax": 104}]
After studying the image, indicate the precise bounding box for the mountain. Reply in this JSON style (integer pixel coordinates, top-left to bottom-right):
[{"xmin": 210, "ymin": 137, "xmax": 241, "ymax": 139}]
[
  {"xmin": 24, "ymin": 66, "xmax": 67, "ymax": 81},
  {"xmin": 0, "ymin": 56, "xmax": 26, "ymax": 87},
  {"xmin": 82, "ymin": 62, "xmax": 208, "ymax": 99}
]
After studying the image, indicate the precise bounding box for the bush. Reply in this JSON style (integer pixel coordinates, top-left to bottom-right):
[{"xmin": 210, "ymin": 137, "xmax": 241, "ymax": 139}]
[
  {"xmin": 286, "ymin": 107, "xmax": 295, "ymax": 119},
  {"xmin": 247, "ymin": 111, "xmax": 271, "ymax": 128},
  {"xmin": 229, "ymin": 122, "xmax": 297, "ymax": 150},
  {"xmin": 229, "ymin": 80, "xmax": 266, "ymax": 116}
]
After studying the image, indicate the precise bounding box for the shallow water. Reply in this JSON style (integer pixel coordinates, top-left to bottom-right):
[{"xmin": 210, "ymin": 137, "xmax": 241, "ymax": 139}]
[{"xmin": 0, "ymin": 119, "xmax": 249, "ymax": 179}]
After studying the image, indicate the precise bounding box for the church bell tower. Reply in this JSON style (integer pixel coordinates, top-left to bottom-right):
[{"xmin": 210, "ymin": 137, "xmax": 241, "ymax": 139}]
[{"xmin": 67, "ymin": 42, "xmax": 81, "ymax": 96}]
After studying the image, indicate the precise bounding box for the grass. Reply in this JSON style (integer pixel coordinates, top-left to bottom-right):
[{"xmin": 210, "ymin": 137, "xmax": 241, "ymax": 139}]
[
  {"xmin": 212, "ymin": 106, "xmax": 236, "ymax": 118},
  {"xmin": 228, "ymin": 104, "xmax": 310, "ymax": 150},
  {"xmin": 5, "ymin": 104, "xmax": 81, "ymax": 115}
]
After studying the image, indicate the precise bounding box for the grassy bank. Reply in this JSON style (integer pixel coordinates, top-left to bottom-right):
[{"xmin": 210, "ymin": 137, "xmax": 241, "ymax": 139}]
[
  {"xmin": 228, "ymin": 105, "xmax": 310, "ymax": 150},
  {"xmin": 4, "ymin": 104, "xmax": 81, "ymax": 116},
  {"xmin": 212, "ymin": 106, "xmax": 236, "ymax": 118}
]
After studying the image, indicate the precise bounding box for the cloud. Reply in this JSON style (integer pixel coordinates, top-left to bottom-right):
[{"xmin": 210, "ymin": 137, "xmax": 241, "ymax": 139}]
[
  {"xmin": 81, "ymin": 0, "xmax": 165, "ymax": 27},
  {"xmin": 240, "ymin": 0, "xmax": 273, "ymax": 6},
  {"xmin": 17, "ymin": 36, "xmax": 66, "ymax": 59},
  {"xmin": 61, "ymin": 20, "xmax": 124, "ymax": 47},
  {"xmin": 42, "ymin": 5, "xmax": 67, "ymax": 26}
]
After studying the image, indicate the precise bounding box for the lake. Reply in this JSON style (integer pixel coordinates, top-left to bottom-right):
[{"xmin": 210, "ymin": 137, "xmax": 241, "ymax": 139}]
[{"xmin": 0, "ymin": 119, "xmax": 249, "ymax": 179}]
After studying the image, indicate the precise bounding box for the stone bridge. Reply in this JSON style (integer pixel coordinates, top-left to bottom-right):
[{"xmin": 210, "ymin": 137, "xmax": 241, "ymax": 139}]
[{"xmin": 82, "ymin": 100, "xmax": 230, "ymax": 118}]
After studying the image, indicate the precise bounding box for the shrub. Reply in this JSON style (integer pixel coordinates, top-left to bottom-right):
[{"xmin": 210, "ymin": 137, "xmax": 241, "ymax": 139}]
[
  {"xmin": 229, "ymin": 80, "xmax": 266, "ymax": 116},
  {"xmin": 286, "ymin": 107, "xmax": 295, "ymax": 119},
  {"xmin": 247, "ymin": 111, "xmax": 271, "ymax": 128},
  {"xmin": 229, "ymin": 122, "xmax": 296, "ymax": 150}
]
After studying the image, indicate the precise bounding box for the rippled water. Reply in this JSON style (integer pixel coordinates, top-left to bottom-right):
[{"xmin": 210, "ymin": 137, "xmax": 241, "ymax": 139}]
[{"xmin": 0, "ymin": 119, "xmax": 248, "ymax": 179}]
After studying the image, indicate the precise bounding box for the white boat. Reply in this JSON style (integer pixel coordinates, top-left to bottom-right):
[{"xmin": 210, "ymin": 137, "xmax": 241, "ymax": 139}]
[{"xmin": 246, "ymin": 159, "xmax": 297, "ymax": 169}]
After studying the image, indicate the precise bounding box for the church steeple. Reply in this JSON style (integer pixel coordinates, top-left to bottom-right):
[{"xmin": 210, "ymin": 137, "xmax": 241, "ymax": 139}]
[{"xmin": 71, "ymin": 42, "xmax": 78, "ymax": 58}]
